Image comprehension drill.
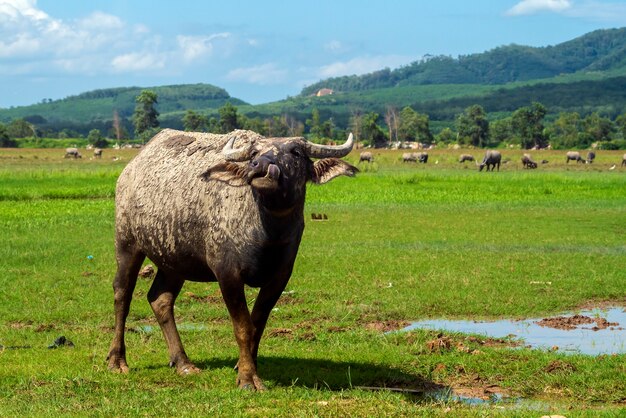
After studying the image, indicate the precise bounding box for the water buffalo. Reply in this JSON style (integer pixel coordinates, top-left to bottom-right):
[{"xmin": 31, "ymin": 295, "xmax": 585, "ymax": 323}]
[
  {"xmin": 458, "ymin": 154, "xmax": 475, "ymax": 163},
  {"xmin": 359, "ymin": 151, "xmax": 373, "ymax": 163},
  {"xmin": 94, "ymin": 148, "xmax": 103, "ymax": 158},
  {"xmin": 416, "ymin": 152, "xmax": 428, "ymax": 163},
  {"xmin": 478, "ymin": 150, "xmax": 501, "ymax": 171},
  {"xmin": 106, "ymin": 129, "xmax": 357, "ymax": 390},
  {"xmin": 566, "ymin": 151, "xmax": 584, "ymax": 163},
  {"xmin": 64, "ymin": 148, "xmax": 82, "ymax": 159},
  {"xmin": 402, "ymin": 152, "xmax": 417, "ymax": 162},
  {"xmin": 586, "ymin": 151, "xmax": 595, "ymax": 164},
  {"xmin": 622, "ymin": 153, "xmax": 626, "ymax": 167},
  {"xmin": 521, "ymin": 153, "xmax": 537, "ymax": 169}
]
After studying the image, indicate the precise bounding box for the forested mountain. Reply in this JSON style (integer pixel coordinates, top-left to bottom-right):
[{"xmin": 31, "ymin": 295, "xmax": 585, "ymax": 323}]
[
  {"xmin": 300, "ymin": 28, "xmax": 626, "ymax": 95},
  {"xmin": 0, "ymin": 83, "xmax": 246, "ymax": 135}
]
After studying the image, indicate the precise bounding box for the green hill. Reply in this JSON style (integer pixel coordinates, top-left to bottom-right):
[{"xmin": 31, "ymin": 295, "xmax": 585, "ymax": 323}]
[
  {"xmin": 0, "ymin": 83, "xmax": 247, "ymax": 135},
  {"xmin": 300, "ymin": 28, "xmax": 626, "ymax": 95}
]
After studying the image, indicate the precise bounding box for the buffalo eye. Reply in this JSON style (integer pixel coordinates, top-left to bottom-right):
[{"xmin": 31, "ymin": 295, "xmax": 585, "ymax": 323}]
[{"xmin": 290, "ymin": 147, "xmax": 303, "ymax": 158}]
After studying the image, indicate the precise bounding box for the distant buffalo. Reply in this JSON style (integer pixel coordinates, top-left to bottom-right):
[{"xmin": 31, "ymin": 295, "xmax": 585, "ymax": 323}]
[
  {"xmin": 478, "ymin": 150, "xmax": 501, "ymax": 172},
  {"xmin": 359, "ymin": 151, "xmax": 374, "ymax": 163},
  {"xmin": 402, "ymin": 152, "xmax": 417, "ymax": 163},
  {"xmin": 521, "ymin": 153, "xmax": 537, "ymax": 169},
  {"xmin": 586, "ymin": 151, "xmax": 595, "ymax": 164},
  {"xmin": 94, "ymin": 148, "xmax": 103, "ymax": 158},
  {"xmin": 566, "ymin": 151, "xmax": 584, "ymax": 163},
  {"xmin": 64, "ymin": 148, "xmax": 82, "ymax": 159},
  {"xmin": 458, "ymin": 154, "xmax": 475, "ymax": 163},
  {"xmin": 416, "ymin": 152, "xmax": 428, "ymax": 163}
]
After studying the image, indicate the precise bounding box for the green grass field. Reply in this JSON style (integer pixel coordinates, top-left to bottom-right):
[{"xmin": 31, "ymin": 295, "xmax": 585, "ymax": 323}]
[{"xmin": 1, "ymin": 147, "xmax": 625, "ymax": 416}]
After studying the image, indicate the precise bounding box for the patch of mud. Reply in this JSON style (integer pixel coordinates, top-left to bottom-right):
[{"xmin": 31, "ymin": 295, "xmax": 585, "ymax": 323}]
[
  {"xmin": 364, "ymin": 320, "xmax": 410, "ymax": 333},
  {"xmin": 536, "ymin": 314, "xmax": 619, "ymax": 331},
  {"xmin": 425, "ymin": 333, "xmax": 520, "ymax": 354},
  {"xmin": 401, "ymin": 307, "xmax": 626, "ymax": 355}
]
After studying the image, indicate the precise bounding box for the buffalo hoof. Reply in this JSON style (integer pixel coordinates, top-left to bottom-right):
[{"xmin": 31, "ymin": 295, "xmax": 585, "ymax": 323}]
[
  {"xmin": 169, "ymin": 360, "xmax": 201, "ymax": 375},
  {"xmin": 237, "ymin": 374, "xmax": 266, "ymax": 391},
  {"xmin": 107, "ymin": 356, "xmax": 130, "ymax": 374}
]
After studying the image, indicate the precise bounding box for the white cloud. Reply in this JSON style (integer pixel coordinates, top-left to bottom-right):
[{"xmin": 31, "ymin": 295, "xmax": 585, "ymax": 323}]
[
  {"xmin": 506, "ymin": 0, "xmax": 571, "ymax": 16},
  {"xmin": 318, "ymin": 55, "xmax": 412, "ymax": 79},
  {"xmin": 0, "ymin": 0, "xmax": 48, "ymax": 21},
  {"xmin": 177, "ymin": 32, "xmax": 230, "ymax": 62},
  {"xmin": 226, "ymin": 63, "xmax": 288, "ymax": 85},
  {"xmin": 0, "ymin": 32, "xmax": 39, "ymax": 57},
  {"xmin": 111, "ymin": 52, "xmax": 165, "ymax": 72},
  {"xmin": 78, "ymin": 11, "xmax": 123, "ymax": 31}
]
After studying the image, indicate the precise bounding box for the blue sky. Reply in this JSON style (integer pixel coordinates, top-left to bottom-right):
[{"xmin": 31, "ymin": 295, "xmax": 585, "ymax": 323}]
[{"xmin": 1, "ymin": 0, "xmax": 626, "ymax": 108}]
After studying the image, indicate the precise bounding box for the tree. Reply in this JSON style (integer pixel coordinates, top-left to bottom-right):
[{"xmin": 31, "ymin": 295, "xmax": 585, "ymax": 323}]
[
  {"xmin": 384, "ymin": 106, "xmax": 398, "ymax": 145},
  {"xmin": 549, "ymin": 112, "xmax": 581, "ymax": 149},
  {"xmin": 182, "ymin": 110, "xmax": 208, "ymax": 132},
  {"xmin": 456, "ymin": 105, "xmax": 489, "ymax": 147},
  {"xmin": 132, "ymin": 90, "xmax": 159, "ymax": 141},
  {"xmin": 264, "ymin": 116, "xmax": 289, "ymax": 137},
  {"xmin": 511, "ymin": 102, "xmax": 548, "ymax": 149},
  {"xmin": 580, "ymin": 112, "xmax": 614, "ymax": 147},
  {"xmin": 490, "ymin": 118, "xmax": 512, "ymax": 146},
  {"xmin": 349, "ymin": 109, "xmax": 363, "ymax": 147},
  {"xmin": 0, "ymin": 122, "xmax": 17, "ymax": 147},
  {"xmin": 6, "ymin": 118, "xmax": 35, "ymax": 138},
  {"xmin": 398, "ymin": 106, "xmax": 433, "ymax": 145},
  {"xmin": 616, "ymin": 112, "xmax": 626, "ymax": 139},
  {"xmin": 218, "ymin": 102, "xmax": 240, "ymax": 133},
  {"xmin": 436, "ymin": 127, "xmax": 455, "ymax": 144},
  {"xmin": 306, "ymin": 108, "xmax": 323, "ymax": 139},
  {"xmin": 87, "ymin": 129, "xmax": 108, "ymax": 148},
  {"xmin": 361, "ymin": 112, "xmax": 387, "ymax": 148},
  {"xmin": 284, "ymin": 114, "xmax": 304, "ymax": 136}
]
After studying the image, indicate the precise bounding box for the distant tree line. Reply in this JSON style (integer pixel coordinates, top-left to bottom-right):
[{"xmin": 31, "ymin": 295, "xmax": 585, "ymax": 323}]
[{"xmin": 2, "ymin": 90, "xmax": 626, "ymax": 150}]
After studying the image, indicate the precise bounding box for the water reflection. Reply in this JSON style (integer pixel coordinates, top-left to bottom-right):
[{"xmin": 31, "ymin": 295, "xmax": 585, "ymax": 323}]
[{"xmin": 402, "ymin": 308, "xmax": 626, "ymax": 355}]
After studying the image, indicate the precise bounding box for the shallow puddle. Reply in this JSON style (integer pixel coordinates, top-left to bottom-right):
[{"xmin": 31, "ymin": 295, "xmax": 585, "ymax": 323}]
[{"xmin": 402, "ymin": 308, "xmax": 626, "ymax": 355}]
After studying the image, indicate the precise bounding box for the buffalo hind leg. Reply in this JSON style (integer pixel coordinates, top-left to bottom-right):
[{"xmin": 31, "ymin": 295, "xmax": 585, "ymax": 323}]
[
  {"xmin": 107, "ymin": 247, "xmax": 145, "ymax": 373},
  {"xmin": 147, "ymin": 270, "xmax": 199, "ymax": 375}
]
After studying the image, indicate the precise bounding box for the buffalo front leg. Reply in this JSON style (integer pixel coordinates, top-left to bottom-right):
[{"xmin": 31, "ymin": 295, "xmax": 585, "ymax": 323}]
[
  {"xmin": 218, "ymin": 276, "xmax": 266, "ymax": 391},
  {"xmin": 107, "ymin": 247, "xmax": 145, "ymax": 373},
  {"xmin": 248, "ymin": 282, "xmax": 289, "ymax": 366},
  {"xmin": 147, "ymin": 270, "xmax": 199, "ymax": 375}
]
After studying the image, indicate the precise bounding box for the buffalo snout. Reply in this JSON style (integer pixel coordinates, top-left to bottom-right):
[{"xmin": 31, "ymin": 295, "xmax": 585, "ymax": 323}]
[{"xmin": 248, "ymin": 155, "xmax": 282, "ymax": 190}]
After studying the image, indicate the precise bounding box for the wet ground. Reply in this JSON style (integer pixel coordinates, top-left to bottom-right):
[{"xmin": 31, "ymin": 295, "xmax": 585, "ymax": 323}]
[{"xmin": 402, "ymin": 307, "xmax": 626, "ymax": 355}]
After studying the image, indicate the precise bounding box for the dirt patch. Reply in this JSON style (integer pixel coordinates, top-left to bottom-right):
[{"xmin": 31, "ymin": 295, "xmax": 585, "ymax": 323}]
[
  {"xmin": 426, "ymin": 332, "xmax": 520, "ymax": 354},
  {"xmin": 184, "ymin": 291, "xmax": 223, "ymax": 304},
  {"xmin": 447, "ymin": 368, "xmax": 512, "ymax": 401},
  {"xmin": 536, "ymin": 314, "xmax": 619, "ymax": 331},
  {"xmin": 267, "ymin": 328, "xmax": 293, "ymax": 338},
  {"xmin": 364, "ymin": 320, "xmax": 410, "ymax": 333},
  {"xmin": 327, "ymin": 326, "xmax": 349, "ymax": 333},
  {"xmin": 276, "ymin": 294, "xmax": 299, "ymax": 305},
  {"xmin": 544, "ymin": 360, "xmax": 577, "ymax": 374}
]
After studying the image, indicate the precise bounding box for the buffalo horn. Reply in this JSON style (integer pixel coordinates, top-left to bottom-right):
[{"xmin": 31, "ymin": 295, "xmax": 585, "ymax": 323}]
[
  {"xmin": 222, "ymin": 136, "xmax": 251, "ymax": 161},
  {"xmin": 304, "ymin": 133, "xmax": 354, "ymax": 159}
]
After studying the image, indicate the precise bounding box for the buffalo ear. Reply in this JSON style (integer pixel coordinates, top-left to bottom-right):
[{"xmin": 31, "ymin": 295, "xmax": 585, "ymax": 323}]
[
  {"xmin": 311, "ymin": 158, "xmax": 359, "ymax": 184},
  {"xmin": 199, "ymin": 162, "xmax": 247, "ymax": 183}
]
